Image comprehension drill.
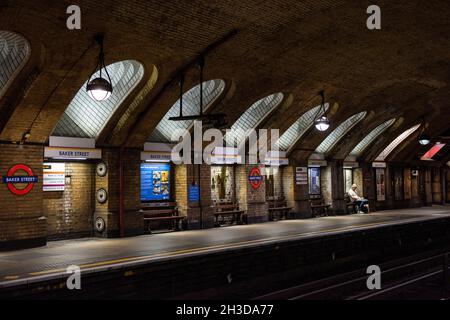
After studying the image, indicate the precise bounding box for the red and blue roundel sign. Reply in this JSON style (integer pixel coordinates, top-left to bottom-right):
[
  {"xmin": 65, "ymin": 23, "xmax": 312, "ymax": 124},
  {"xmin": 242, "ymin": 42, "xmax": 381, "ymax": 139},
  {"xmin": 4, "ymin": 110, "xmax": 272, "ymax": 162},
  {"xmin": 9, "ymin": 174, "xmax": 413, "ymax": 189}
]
[
  {"xmin": 248, "ymin": 167, "xmax": 263, "ymax": 190},
  {"xmin": 2, "ymin": 164, "xmax": 38, "ymax": 196}
]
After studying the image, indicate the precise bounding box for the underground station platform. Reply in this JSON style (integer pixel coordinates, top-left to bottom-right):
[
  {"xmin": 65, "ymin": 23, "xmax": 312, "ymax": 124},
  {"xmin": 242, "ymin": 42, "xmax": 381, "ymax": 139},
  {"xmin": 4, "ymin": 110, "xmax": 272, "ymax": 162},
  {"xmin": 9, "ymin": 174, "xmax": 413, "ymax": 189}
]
[
  {"xmin": 2, "ymin": 0, "xmax": 450, "ymax": 303},
  {"xmin": 2, "ymin": 206, "xmax": 450, "ymax": 299}
]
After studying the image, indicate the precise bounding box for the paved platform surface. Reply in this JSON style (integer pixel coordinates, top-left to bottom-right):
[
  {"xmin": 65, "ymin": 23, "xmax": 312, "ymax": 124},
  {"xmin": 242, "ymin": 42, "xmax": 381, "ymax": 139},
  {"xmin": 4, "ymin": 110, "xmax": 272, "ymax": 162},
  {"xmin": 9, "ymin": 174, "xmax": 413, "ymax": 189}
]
[{"xmin": 1, "ymin": 206, "xmax": 450, "ymax": 285}]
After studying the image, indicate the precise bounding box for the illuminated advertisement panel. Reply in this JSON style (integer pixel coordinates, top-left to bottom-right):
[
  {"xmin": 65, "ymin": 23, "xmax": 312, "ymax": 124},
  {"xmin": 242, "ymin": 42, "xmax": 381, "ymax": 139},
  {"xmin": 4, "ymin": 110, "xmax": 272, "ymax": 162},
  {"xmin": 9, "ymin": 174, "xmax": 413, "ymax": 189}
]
[{"xmin": 141, "ymin": 163, "xmax": 170, "ymax": 201}]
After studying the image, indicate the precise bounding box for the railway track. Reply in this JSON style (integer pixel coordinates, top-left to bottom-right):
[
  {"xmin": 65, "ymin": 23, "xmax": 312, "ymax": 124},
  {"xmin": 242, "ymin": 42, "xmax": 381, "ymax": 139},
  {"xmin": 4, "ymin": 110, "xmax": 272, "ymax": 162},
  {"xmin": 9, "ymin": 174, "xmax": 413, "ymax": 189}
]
[{"xmin": 254, "ymin": 249, "xmax": 450, "ymax": 300}]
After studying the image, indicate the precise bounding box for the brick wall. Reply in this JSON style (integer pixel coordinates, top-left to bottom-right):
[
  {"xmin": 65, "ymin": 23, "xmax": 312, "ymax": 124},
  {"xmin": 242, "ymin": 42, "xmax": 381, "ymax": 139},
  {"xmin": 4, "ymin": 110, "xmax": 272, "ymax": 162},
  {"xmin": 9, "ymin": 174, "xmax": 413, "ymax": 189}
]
[
  {"xmin": 282, "ymin": 166, "xmax": 295, "ymax": 208},
  {"xmin": 44, "ymin": 162, "xmax": 94, "ymax": 240},
  {"xmin": 94, "ymin": 148, "xmax": 143, "ymax": 238},
  {"xmin": 353, "ymin": 168, "xmax": 364, "ymax": 197},
  {"xmin": 211, "ymin": 165, "xmax": 234, "ymax": 202},
  {"xmin": 175, "ymin": 164, "xmax": 213, "ymax": 229},
  {"xmin": 321, "ymin": 166, "xmax": 332, "ymax": 205},
  {"xmin": 236, "ymin": 165, "xmax": 268, "ymax": 223},
  {"xmin": 0, "ymin": 144, "xmax": 46, "ymax": 248}
]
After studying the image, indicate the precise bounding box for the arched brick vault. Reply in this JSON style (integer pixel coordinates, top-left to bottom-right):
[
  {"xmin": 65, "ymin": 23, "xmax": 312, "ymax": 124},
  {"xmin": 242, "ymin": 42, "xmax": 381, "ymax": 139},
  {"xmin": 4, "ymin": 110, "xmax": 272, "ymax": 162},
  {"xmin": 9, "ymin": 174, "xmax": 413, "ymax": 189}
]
[{"xmin": 0, "ymin": 0, "xmax": 449, "ymax": 164}]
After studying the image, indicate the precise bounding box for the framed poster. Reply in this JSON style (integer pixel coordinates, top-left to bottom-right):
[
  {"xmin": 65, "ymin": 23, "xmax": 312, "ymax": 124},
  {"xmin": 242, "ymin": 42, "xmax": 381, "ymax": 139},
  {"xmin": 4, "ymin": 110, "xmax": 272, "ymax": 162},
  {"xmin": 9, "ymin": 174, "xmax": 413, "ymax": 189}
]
[
  {"xmin": 308, "ymin": 167, "xmax": 321, "ymax": 195},
  {"xmin": 140, "ymin": 163, "xmax": 171, "ymax": 201},
  {"xmin": 375, "ymin": 168, "xmax": 385, "ymax": 201},
  {"xmin": 189, "ymin": 184, "xmax": 200, "ymax": 202}
]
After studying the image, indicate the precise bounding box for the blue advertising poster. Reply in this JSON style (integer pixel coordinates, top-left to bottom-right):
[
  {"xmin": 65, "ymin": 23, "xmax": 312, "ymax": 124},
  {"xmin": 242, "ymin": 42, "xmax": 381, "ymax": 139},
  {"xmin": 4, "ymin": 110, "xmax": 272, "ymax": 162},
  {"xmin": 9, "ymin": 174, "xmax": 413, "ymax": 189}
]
[
  {"xmin": 188, "ymin": 184, "xmax": 200, "ymax": 202},
  {"xmin": 308, "ymin": 167, "xmax": 321, "ymax": 195},
  {"xmin": 141, "ymin": 163, "xmax": 171, "ymax": 201}
]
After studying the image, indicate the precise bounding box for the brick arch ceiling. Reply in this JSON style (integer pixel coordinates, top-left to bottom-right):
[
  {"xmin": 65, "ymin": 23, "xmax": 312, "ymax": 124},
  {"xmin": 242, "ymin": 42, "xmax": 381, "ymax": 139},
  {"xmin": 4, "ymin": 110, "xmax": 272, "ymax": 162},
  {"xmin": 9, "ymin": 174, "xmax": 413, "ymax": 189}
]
[
  {"xmin": 225, "ymin": 92, "xmax": 283, "ymax": 146},
  {"xmin": 315, "ymin": 111, "xmax": 367, "ymax": 154},
  {"xmin": 349, "ymin": 118, "xmax": 396, "ymax": 158},
  {"xmin": 0, "ymin": 30, "xmax": 30, "ymax": 99},
  {"xmin": 1, "ymin": 1, "xmax": 449, "ymax": 153},
  {"xmin": 375, "ymin": 124, "xmax": 421, "ymax": 162},
  {"xmin": 275, "ymin": 103, "xmax": 329, "ymax": 152},
  {"xmin": 148, "ymin": 79, "xmax": 226, "ymax": 143},
  {"xmin": 52, "ymin": 60, "xmax": 144, "ymax": 139}
]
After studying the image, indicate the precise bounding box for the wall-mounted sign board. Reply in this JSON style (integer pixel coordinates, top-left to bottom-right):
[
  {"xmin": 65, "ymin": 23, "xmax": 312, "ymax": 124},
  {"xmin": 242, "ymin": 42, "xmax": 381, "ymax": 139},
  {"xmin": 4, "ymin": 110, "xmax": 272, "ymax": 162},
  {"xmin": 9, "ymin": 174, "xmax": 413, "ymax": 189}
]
[
  {"xmin": 2, "ymin": 164, "xmax": 38, "ymax": 196},
  {"xmin": 189, "ymin": 184, "xmax": 200, "ymax": 202},
  {"xmin": 308, "ymin": 160, "xmax": 327, "ymax": 167},
  {"xmin": 43, "ymin": 162, "xmax": 65, "ymax": 191},
  {"xmin": 211, "ymin": 147, "xmax": 242, "ymax": 164},
  {"xmin": 372, "ymin": 162, "xmax": 387, "ymax": 168},
  {"xmin": 295, "ymin": 167, "xmax": 308, "ymax": 185},
  {"xmin": 141, "ymin": 163, "xmax": 171, "ymax": 201},
  {"xmin": 248, "ymin": 167, "xmax": 263, "ymax": 190},
  {"xmin": 141, "ymin": 151, "xmax": 172, "ymax": 162},
  {"xmin": 343, "ymin": 161, "xmax": 359, "ymax": 169},
  {"xmin": 44, "ymin": 147, "xmax": 101, "ymax": 160}
]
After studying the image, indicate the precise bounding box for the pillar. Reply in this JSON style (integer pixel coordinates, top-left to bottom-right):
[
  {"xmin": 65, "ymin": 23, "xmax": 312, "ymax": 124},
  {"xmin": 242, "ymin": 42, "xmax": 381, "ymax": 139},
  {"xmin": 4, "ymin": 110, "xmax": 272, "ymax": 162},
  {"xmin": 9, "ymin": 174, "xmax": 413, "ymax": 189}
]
[
  {"xmin": 424, "ymin": 167, "xmax": 433, "ymax": 206},
  {"xmin": 290, "ymin": 162, "xmax": 311, "ymax": 218},
  {"xmin": 0, "ymin": 144, "xmax": 47, "ymax": 250},
  {"xmin": 329, "ymin": 160, "xmax": 346, "ymax": 215},
  {"xmin": 281, "ymin": 166, "xmax": 295, "ymax": 210},
  {"xmin": 385, "ymin": 165, "xmax": 395, "ymax": 209},
  {"xmin": 236, "ymin": 164, "xmax": 268, "ymax": 224},
  {"xmin": 176, "ymin": 164, "xmax": 214, "ymax": 230},
  {"xmin": 94, "ymin": 148, "xmax": 143, "ymax": 238}
]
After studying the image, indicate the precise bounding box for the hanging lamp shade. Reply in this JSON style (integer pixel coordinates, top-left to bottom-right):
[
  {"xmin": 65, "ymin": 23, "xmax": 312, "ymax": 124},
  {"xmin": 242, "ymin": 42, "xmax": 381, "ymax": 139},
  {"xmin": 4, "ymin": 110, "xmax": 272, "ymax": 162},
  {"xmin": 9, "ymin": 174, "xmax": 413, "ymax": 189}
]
[
  {"xmin": 314, "ymin": 90, "xmax": 330, "ymax": 132},
  {"xmin": 86, "ymin": 35, "xmax": 113, "ymax": 101}
]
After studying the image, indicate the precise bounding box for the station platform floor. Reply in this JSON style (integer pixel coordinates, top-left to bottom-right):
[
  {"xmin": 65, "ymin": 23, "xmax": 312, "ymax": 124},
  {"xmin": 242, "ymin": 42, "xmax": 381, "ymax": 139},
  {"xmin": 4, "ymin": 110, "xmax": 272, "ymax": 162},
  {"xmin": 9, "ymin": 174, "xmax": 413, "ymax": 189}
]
[{"xmin": 1, "ymin": 206, "xmax": 450, "ymax": 287}]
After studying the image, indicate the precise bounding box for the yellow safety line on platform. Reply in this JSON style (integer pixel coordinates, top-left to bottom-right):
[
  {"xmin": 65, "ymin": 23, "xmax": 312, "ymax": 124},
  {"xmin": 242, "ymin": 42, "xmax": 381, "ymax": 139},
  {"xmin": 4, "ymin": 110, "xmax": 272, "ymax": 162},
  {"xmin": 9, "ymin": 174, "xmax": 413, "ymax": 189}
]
[{"xmin": 3, "ymin": 216, "xmax": 434, "ymax": 281}]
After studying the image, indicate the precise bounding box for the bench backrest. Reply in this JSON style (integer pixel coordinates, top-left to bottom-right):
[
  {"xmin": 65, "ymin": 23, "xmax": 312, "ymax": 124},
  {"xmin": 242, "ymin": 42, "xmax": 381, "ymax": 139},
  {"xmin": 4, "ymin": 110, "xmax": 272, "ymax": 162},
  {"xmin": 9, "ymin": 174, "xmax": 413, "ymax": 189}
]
[
  {"xmin": 268, "ymin": 200, "xmax": 288, "ymax": 208},
  {"xmin": 344, "ymin": 193, "xmax": 352, "ymax": 203},
  {"xmin": 310, "ymin": 198, "xmax": 326, "ymax": 206},
  {"xmin": 214, "ymin": 201, "xmax": 239, "ymax": 212},
  {"xmin": 141, "ymin": 202, "xmax": 178, "ymax": 217}
]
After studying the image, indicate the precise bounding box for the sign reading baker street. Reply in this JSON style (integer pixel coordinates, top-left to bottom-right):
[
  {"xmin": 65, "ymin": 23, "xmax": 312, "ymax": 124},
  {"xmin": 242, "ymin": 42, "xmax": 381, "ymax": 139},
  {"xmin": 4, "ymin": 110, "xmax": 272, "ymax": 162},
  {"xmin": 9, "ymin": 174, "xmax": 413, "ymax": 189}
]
[
  {"xmin": 248, "ymin": 167, "xmax": 263, "ymax": 190},
  {"xmin": 2, "ymin": 164, "xmax": 38, "ymax": 196},
  {"xmin": 45, "ymin": 147, "xmax": 102, "ymax": 160}
]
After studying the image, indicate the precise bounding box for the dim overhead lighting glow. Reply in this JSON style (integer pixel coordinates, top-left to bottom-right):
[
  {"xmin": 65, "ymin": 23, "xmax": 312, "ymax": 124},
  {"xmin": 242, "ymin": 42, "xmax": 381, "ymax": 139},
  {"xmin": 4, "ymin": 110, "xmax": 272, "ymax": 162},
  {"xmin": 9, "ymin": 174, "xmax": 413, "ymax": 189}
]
[
  {"xmin": 86, "ymin": 35, "xmax": 113, "ymax": 102},
  {"xmin": 87, "ymin": 78, "xmax": 112, "ymax": 101},
  {"xmin": 418, "ymin": 134, "xmax": 431, "ymax": 146},
  {"xmin": 315, "ymin": 116, "xmax": 330, "ymax": 131},
  {"xmin": 313, "ymin": 90, "xmax": 330, "ymax": 132}
]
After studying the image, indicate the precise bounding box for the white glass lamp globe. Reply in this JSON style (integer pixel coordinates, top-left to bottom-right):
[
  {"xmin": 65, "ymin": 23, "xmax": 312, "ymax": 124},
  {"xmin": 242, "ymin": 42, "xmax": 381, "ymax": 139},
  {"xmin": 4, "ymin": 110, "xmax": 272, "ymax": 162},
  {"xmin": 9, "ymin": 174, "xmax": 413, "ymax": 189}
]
[
  {"xmin": 315, "ymin": 116, "xmax": 330, "ymax": 132},
  {"xmin": 86, "ymin": 77, "xmax": 113, "ymax": 101},
  {"xmin": 418, "ymin": 134, "xmax": 431, "ymax": 146}
]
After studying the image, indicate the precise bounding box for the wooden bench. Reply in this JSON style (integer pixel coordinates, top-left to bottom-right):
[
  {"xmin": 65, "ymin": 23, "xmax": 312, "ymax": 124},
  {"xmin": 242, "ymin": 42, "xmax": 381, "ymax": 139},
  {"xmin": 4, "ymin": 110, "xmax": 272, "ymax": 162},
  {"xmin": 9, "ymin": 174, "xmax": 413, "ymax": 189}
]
[
  {"xmin": 344, "ymin": 193, "xmax": 358, "ymax": 214},
  {"xmin": 310, "ymin": 198, "xmax": 331, "ymax": 217},
  {"xmin": 141, "ymin": 202, "xmax": 186, "ymax": 233},
  {"xmin": 213, "ymin": 201, "xmax": 245, "ymax": 227},
  {"xmin": 267, "ymin": 199, "xmax": 293, "ymax": 221}
]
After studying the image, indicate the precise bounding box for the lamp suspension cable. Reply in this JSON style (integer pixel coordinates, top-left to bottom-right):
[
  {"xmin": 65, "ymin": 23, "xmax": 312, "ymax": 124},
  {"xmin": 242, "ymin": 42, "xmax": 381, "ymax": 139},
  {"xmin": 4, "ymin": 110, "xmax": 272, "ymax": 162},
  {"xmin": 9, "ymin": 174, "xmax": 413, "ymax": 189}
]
[
  {"xmin": 86, "ymin": 34, "xmax": 113, "ymax": 101},
  {"xmin": 179, "ymin": 73, "xmax": 184, "ymax": 118},
  {"xmin": 198, "ymin": 56, "xmax": 205, "ymax": 116},
  {"xmin": 418, "ymin": 117, "xmax": 431, "ymax": 146},
  {"xmin": 314, "ymin": 90, "xmax": 330, "ymax": 132}
]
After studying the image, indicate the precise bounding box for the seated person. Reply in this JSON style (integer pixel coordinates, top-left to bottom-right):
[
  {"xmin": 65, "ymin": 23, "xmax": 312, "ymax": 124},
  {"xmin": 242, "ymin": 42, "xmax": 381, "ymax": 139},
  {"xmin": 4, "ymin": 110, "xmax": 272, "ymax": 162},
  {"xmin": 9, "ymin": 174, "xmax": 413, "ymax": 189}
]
[{"xmin": 348, "ymin": 184, "xmax": 369, "ymax": 213}]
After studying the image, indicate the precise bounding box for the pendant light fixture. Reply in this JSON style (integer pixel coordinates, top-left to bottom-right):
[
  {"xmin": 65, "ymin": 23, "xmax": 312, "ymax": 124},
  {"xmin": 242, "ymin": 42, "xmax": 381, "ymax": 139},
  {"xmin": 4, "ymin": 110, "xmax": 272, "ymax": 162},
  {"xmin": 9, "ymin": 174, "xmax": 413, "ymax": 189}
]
[
  {"xmin": 418, "ymin": 117, "xmax": 430, "ymax": 146},
  {"xmin": 418, "ymin": 133, "xmax": 431, "ymax": 146},
  {"xmin": 314, "ymin": 90, "xmax": 330, "ymax": 132},
  {"xmin": 86, "ymin": 34, "xmax": 113, "ymax": 101},
  {"xmin": 169, "ymin": 56, "xmax": 226, "ymax": 124}
]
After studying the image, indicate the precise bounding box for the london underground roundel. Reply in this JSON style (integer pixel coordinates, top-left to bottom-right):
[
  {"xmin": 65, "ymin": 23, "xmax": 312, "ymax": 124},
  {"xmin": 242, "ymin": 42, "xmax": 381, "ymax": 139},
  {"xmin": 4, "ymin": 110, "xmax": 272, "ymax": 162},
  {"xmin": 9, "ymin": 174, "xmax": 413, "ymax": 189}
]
[
  {"xmin": 248, "ymin": 167, "xmax": 263, "ymax": 190},
  {"xmin": 2, "ymin": 164, "xmax": 38, "ymax": 196}
]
